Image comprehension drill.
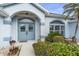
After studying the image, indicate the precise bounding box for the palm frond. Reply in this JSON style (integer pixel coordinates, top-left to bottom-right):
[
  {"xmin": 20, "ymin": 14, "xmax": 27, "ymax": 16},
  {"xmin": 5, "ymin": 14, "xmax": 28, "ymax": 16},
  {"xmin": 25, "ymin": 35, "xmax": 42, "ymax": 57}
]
[
  {"xmin": 63, "ymin": 3, "xmax": 78, "ymax": 10},
  {"xmin": 63, "ymin": 3, "xmax": 79, "ymax": 38},
  {"xmin": 63, "ymin": 8, "xmax": 74, "ymax": 14},
  {"xmin": 63, "ymin": 10, "xmax": 74, "ymax": 20}
]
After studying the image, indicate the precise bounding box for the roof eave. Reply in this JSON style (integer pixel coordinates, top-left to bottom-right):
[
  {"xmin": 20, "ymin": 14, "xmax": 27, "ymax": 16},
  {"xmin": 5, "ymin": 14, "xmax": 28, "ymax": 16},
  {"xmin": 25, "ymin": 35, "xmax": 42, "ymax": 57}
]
[
  {"xmin": 0, "ymin": 9, "xmax": 9, "ymax": 18},
  {"xmin": 30, "ymin": 3, "xmax": 49, "ymax": 14},
  {"xmin": 0, "ymin": 3, "xmax": 49, "ymax": 14},
  {"xmin": 45, "ymin": 13, "xmax": 74, "ymax": 20},
  {"xmin": 0, "ymin": 3, "xmax": 18, "ymax": 8}
]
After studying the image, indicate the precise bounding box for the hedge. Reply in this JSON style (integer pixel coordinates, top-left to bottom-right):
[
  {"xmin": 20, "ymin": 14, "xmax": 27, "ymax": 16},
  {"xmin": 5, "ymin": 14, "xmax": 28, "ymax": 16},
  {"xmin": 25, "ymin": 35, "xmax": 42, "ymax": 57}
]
[
  {"xmin": 33, "ymin": 42, "xmax": 47, "ymax": 56},
  {"xmin": 33, "ymin": 42, "xmax": 79, "ymax": 56},
  {"xmin": 46, "ymin": 42, "xmax": 79, "ymax": 56},
  {"xmin": 45, "ymin": 32, "xmax": 65, "ymax": 42},
  {"xmin": 53, "ymin": 36, "xmax": 65, "ymax": 43}
]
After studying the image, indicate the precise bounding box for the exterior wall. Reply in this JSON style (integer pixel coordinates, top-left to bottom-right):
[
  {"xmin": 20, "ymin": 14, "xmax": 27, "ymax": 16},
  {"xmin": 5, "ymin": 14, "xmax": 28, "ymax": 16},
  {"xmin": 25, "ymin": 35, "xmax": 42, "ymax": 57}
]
[
  {"xmin": 68, "ymin": 22, "xmax": 76, "ymax": 38},
  {"xmin": 11, "ymin": 18, "xmax": 18, "ymax": 41},
  {"xmin": 0, "ymin": 17, "xmax": 11, "ymax": 47},
  {"xmin": 45, "ymin": 17, "xmax": 79, "ymax": 42},
  {"xmin": 0, "ymin": 3, "xmax": 79, "ymax": 44},
  {"xmin": 45, "ymin": 17, "xmax": 79, "ymax": 40},
  {"xmin": 65, "ymin": 20, "xmax": 71, "ymax": 38},
  {"xmin": 35, "ymin": 19, "xmax": 40, "ymax": 40},
  {"xmin": 3, "ymin": 3, "xmax": 46, "ymax": 41},
  {"xmin": 68, "ymin": 21, "xmax": 79, "ymax": 42},
  {"xmin": 45, "ymin": 17, "xmax": 66, "ymax": 36}
]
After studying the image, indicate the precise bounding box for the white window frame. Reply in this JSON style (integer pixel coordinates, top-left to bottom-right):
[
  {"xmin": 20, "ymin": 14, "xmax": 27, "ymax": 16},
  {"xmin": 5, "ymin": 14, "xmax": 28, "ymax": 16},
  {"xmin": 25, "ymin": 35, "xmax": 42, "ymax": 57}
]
[{"xmin": 50, "ymin": 21, "xmax": 65, "ymax": 35}]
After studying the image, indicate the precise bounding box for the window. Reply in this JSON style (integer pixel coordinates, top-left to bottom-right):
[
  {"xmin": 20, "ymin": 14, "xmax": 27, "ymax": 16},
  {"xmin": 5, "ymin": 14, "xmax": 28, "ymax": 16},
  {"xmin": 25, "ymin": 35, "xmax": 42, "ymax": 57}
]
[
  {"xmin": 20, "ymin": 25, "xmax": 25, "ymax": 32},
  {"xmin": 50, "ymin": 21, "xmax": 65, "ymax": 35},
  {"xmin": 29, "ymin": 24, "xmax": 33, "ymax": 31},
  {"xmin": 55, "ymin": 26, "xmax": 59, "ymax": 30}
]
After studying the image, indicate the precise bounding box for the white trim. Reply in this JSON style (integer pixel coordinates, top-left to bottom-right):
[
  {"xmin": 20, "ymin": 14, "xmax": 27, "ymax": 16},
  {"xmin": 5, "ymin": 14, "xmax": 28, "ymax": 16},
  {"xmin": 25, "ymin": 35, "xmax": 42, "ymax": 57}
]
[
  {"xmin": 0, "ymin": 9, "xmax": 9, "ymax": 17},
  {"xmin": 50, "ymin": 24, "xmax": 64, "ymax": 26},
  {"xmin": 31, "ymin": 3, "xmax": 49, "ymax": 14},
  {"xmin": 50, "ymin": 21, "xmax": 65, "ymax": 35}
]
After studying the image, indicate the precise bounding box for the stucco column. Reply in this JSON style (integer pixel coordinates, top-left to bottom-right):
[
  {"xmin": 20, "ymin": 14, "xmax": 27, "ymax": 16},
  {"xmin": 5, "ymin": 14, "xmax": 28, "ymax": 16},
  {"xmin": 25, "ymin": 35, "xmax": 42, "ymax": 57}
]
[
  {"xmin": 40, "ymin": 19, "xmax": 45, "ymax": 41},
  {"xmin": 11, "ymin": 19, "xmax": 18, "ymax": 41},
  {"xmin": 4, "ymin": 17, "xmax": 11, "ymax": 41},
  {"xmin": 65, "ymin": 21, "xmax": 70, "ymax": 38}
]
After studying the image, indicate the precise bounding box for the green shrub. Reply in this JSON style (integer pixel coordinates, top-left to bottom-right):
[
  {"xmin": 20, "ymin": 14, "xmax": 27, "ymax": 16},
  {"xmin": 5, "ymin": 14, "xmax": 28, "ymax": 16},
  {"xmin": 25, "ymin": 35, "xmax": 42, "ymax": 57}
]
[
  {"xmin": 65, "ymin": 40, "xmax": 72, "ymax": 44},
  {"xmin": 46, "ymin": 42, "xmax": 79, "ymax": 56},
  {"xmin": 33, "ymin": 42, "xmax": 79, "ymax": 56},
  {"xmin": 65, "ymin": 39, "xmax": 77, "ymax": 44},
  {"xmin": 45, "ymin": 32, "xmax": 64, "ymax": 42},
  {"xmin": 33, "ymin": 41, "xmax": 47, "ymax": 56},
  {"xmin": 53, "ymin": 36, "xmax": 65, "ymax": 43}
]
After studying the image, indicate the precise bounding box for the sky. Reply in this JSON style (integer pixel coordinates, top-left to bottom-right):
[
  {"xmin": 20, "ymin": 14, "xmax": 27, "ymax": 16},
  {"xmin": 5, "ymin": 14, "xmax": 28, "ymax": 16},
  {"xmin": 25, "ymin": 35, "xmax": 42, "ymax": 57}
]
[{"xmin": 40, "ymin": 3, "xmax": 65, "ymax": 14}]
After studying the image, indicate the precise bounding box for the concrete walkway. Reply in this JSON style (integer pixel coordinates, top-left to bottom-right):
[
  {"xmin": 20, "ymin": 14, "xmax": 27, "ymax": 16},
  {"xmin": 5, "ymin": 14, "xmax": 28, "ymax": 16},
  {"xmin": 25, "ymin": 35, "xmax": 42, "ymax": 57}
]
[{"xmin": 19, "ymin": 41, "xmax": 36, "ymax": 56}]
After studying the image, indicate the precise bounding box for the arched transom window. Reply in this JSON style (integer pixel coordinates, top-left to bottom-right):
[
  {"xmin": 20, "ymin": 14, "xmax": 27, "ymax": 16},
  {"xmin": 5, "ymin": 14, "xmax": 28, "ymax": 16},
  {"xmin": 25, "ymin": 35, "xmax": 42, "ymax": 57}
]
[{"xmin": 50, "ymin": 20, "xmax": 65, "ymax": 35}]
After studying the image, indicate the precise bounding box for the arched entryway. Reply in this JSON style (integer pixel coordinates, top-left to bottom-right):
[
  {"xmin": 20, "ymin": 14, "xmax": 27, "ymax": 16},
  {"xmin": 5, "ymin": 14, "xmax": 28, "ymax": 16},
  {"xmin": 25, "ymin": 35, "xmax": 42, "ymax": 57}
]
[{"xmin": 11, "ymin": 11, "xmax": 40, "ymax": 41}]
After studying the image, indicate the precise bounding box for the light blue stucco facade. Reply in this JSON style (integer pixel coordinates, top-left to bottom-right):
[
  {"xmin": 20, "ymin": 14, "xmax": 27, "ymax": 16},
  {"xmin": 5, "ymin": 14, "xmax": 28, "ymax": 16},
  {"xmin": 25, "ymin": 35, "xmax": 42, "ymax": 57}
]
[{"xmin": 0, "ymin": 3, "xmax": 79, "ymax": 47}]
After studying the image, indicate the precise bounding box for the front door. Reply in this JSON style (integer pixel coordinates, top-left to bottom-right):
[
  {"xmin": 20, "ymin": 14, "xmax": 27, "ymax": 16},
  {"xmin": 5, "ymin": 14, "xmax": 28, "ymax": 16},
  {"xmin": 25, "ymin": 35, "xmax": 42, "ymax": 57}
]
[{"xmin": 18, "ymin": 23, "xmax": 35, "ymax": 41}]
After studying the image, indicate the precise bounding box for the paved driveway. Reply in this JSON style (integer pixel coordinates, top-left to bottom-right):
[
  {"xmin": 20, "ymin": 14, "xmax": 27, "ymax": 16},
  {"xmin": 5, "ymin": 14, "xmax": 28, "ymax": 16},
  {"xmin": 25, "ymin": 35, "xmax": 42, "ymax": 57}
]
[{"xmin": 19, "ymin": 40, "xmax": 36, "ymax": 56}]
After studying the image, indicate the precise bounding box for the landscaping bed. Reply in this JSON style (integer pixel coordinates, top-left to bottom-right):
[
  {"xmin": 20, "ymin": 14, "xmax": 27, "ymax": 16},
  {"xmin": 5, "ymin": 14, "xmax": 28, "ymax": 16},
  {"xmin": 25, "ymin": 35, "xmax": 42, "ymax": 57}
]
[
  {"xmin": 33, "ymin": 42, "xmax": 79, "ymax": 56},
  {"xmin": 33, "ymin": 32, "xmax": 79, "ymax": 56}
]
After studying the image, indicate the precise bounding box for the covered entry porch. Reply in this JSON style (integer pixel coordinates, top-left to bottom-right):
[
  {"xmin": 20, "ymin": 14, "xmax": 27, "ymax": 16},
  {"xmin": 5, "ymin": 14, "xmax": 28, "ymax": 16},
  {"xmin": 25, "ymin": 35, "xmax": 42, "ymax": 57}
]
[{"xmin": 11, "ymin": 11, "xmax": 41, "ymax": 41}]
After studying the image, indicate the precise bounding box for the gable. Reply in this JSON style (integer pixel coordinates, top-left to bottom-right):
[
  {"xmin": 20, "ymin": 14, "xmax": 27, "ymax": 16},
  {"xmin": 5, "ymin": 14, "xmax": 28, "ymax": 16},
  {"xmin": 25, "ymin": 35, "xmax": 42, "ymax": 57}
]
[
  {"xmin": 0, "ymin": 3, "xmax": 47, "ymax": 17},
  {"xmin": 0, "ymin": 3, "xmax": 48, "ymax": 14}
]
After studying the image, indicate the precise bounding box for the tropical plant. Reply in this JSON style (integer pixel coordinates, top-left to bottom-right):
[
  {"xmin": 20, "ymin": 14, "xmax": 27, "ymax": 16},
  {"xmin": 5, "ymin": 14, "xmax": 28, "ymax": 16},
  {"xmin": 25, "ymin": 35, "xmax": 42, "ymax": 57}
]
[
  {"xmin": 45, "ymin": 32, "xmax": 64, "ymax": 42},
  {"xmin": 63, "ymin": 3, "xmax": 79, "ymax": 41}
]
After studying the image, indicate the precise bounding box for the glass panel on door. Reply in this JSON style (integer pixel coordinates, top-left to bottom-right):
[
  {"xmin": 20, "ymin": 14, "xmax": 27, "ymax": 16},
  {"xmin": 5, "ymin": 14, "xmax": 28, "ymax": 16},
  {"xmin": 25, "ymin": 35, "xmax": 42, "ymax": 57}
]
[
  {"xmin": 20, "ymin": 25, "xmax": 25, "ymax": 32},
  {"xmin": 18, "ymin": 23, "xmax": 35, "ymax": 41},
  {"xmin": 28, "ymin": 24, "xmax": 34, "ymax": 40},
  {"xmin": 19, "ymin": 23, "xmax": 27, "ymax": 42}
]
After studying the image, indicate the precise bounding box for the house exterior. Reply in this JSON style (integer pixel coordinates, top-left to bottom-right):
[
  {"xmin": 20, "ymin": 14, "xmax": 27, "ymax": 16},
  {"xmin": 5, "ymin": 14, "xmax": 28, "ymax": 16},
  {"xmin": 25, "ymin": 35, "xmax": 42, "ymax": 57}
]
[{"xmin": 0, "ymin": 3, "xmax": 79, "ymax": 46}]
